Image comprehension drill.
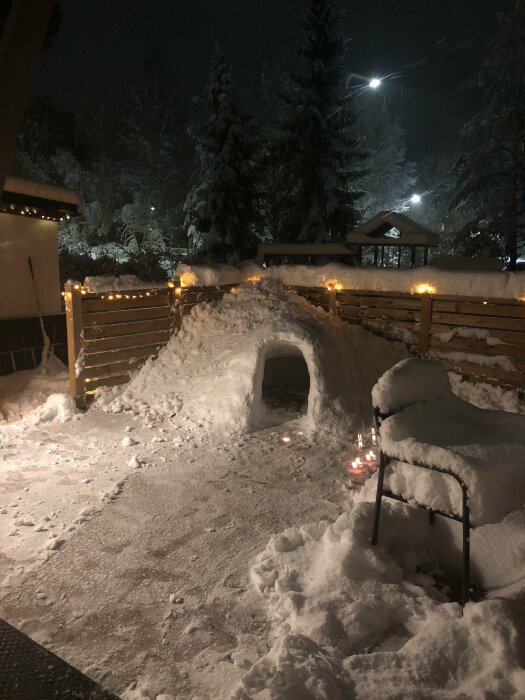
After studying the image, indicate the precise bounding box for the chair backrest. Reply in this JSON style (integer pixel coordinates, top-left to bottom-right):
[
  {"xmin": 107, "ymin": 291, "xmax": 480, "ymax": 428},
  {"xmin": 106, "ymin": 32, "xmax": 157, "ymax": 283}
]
[{"xmin": 372, "ymin": 358, "xmax": 452, "ymax": 416}]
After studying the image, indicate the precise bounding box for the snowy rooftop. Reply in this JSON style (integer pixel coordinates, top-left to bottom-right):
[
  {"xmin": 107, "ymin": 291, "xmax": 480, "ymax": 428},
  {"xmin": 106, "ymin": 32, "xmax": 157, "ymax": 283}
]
[
  {"xmin": 1, "ymin": 176, "xmax": 82, "ymax": 220},
  {"xmin": 346, "ymin": 211, "xmax": 440, "ymax": 247}
]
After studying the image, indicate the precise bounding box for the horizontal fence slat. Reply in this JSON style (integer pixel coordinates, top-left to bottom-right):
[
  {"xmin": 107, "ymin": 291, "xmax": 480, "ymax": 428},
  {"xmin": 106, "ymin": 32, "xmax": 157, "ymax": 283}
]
[
  {"xmin": 432, "ymin": 312, "xmax": 525, "ymax": 332},
  {"xmin": 439, "ymin": 358, "xmax": 521, "ymax": 385},
  {"xmin": 82, "ymin": 291, "xmax": 170, "ymax": 313},
  {"xmin": 430, "ymin": 323, "xmax": 525, "ymax": 345},
  {"xmin": 432, "ymin": 300, "xmax": 525, "ymax": 318},
  {"xmin": 83, "ymin": 356, "xmax": 147, "ymax": 380},
  {"xmin": 337, "ymin": 294, "xmax": 422, "ymax": 310},
  {"xmin": 83, "ymin": 329, "xmax": 171, "ymax": 353},
  {"xmin": 359, "ymin": 307, "xmax": 419, "ymax": 322},
  {"xmin": 179, "ymin": 290, "xmax": 230, "ymax": 304},
  {"xmin": 83, "ymin": 305, "xmax": 171, "ymax": 327},
  {"xmin": 82, "ymin": 317, "xmax": 173, "ymax": 340},
  {"xmin": 429, "ymin": 337, "xmax": 525, "ymax": 357},
  {"xmin": 84, "ymin": 374, "xmax": 130, "ymax": 392},
  {"xmin": 83, "ymin": 342, "xmax": 164, "ymax": 367}
]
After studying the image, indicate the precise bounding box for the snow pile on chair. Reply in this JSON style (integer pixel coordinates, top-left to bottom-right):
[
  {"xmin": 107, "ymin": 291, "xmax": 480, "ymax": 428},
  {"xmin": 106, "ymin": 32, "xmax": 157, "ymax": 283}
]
[
  {"xmin": 374, "ymin": 359, "xmax": 525, "ymax": 525},
  {"xmin": 103, "ymin": 281, "xmax": 407, "ymax": 438}
]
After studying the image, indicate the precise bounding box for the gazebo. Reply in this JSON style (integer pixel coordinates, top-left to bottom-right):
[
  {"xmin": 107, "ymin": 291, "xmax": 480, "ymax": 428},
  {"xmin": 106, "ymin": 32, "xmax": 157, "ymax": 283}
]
[{"xmin": 346, "ymin": 211, "xmax": 440, "ymax": 268}]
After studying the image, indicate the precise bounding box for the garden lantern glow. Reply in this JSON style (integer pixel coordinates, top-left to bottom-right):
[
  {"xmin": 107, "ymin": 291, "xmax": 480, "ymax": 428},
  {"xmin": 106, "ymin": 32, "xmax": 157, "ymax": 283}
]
[{"xmin": 413, "ymin": 283, "xmax": 436, "ymax": 295}]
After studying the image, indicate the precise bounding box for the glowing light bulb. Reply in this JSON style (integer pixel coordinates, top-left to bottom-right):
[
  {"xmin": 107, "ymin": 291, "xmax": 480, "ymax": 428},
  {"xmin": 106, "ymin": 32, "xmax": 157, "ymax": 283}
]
[
  {"xmin": 369, "ymin": 78, "xmax": 381, "ymax": 89},
  {"xmin": 410, "ymin": 194, "xmax": 422, "ymax": 205}
]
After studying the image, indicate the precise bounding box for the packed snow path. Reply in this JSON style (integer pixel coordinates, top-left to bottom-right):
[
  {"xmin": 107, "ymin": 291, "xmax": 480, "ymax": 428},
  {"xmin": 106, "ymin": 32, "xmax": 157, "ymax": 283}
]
[{"xmin": 1, "ymin": 416, "xmax": 349, "ymax": 697}]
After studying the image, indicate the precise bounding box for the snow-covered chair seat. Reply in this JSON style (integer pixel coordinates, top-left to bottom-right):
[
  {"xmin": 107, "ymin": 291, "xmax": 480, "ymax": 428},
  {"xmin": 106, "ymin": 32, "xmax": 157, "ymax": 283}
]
[{"xmin": 370, "ymin": 358, "xmax": 525, "ymax": 602}]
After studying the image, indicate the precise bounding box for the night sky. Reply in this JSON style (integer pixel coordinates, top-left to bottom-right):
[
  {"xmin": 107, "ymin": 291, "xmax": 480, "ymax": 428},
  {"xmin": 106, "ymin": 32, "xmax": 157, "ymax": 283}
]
[{"xmin": 34, "ymin": 0, "xmax": 515, "ymax": 160}]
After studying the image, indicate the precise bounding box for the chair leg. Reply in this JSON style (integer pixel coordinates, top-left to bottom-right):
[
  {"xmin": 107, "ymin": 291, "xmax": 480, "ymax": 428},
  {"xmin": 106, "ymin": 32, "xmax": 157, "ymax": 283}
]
[
  {"xmin": 371, "ymin": 451, "xmax": 387, "ymax": 545},
  {"xmin": 462, "ymin": 487, "xmax": 471, "ymax": 605}
]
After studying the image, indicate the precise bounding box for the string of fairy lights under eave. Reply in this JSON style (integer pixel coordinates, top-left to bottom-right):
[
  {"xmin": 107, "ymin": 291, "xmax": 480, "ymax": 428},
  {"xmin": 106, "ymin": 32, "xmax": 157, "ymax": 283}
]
[{"xmin": 0, "ymin": 203, "xmax": 73, "ymax": 222}]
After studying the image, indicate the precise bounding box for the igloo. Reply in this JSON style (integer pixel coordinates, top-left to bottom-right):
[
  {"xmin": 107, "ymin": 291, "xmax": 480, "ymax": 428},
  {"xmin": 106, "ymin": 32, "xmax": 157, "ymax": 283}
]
[{"xmin": 106, "ymin": 281, "xmax": 407, "ymax": 438}]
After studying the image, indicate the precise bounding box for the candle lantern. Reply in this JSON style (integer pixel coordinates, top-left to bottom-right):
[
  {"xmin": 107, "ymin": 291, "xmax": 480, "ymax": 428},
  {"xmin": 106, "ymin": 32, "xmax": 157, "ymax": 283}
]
[{"xmin": 345, "ymin": 426, "xmax": 380, "ymax": 484}]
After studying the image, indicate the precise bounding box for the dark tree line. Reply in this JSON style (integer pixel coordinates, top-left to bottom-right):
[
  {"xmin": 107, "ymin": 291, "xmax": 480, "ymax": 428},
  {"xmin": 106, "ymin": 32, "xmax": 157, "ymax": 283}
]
[{"xmin": 10, "ymin": 0, "xmax": 524, "ymax": 272}]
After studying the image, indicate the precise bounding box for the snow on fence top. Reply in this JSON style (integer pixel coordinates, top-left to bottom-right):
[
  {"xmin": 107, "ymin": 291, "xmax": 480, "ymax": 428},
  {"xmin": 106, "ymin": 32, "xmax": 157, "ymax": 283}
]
[
  {"xmin": 175, "ymin": 262, "xmax": 525, "ymax": 300},
  {"xmin": 82, "ymin": 275, "xmax": 166, "ymax": 293}
]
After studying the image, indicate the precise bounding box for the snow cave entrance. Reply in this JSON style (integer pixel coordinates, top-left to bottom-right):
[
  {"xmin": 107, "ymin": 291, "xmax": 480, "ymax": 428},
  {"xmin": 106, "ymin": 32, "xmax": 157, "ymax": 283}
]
[{"xmin": 255, "ymin": 342, "xmax": 311, "ymax": 429}]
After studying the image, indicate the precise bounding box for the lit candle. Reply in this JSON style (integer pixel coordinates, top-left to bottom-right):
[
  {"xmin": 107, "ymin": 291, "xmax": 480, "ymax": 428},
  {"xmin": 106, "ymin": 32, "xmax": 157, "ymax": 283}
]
[{"xmin": 346, "ymin": 457, "xmax": 367, "ymax": 484}]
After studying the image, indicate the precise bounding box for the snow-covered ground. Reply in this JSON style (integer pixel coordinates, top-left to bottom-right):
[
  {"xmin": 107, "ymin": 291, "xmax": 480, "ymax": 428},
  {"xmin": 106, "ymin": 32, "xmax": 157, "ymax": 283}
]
[{"xmin": 1, "ymin": 282, "xmax": 525, "ymax": 699}]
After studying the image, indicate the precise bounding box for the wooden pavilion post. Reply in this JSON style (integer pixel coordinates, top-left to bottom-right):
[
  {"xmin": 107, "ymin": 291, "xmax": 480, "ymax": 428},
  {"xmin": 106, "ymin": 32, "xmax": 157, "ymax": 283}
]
[
  {"xmin": 0, "ymin": 0, "xmax": 54, "ymax": 196},
  {"xmin": 373, "ymin": 245, "xmax": 378, "ymax": 266},
  {"xmin": 410, "ymin": 246, "xmax": 417, "ymax": 267}
]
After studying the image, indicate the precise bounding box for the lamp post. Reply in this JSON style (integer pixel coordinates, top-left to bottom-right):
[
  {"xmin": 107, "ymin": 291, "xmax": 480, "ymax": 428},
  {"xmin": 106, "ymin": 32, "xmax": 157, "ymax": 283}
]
[{"xmin": 346, "ymin": 72, "xmax": 383, "ymax": 89}]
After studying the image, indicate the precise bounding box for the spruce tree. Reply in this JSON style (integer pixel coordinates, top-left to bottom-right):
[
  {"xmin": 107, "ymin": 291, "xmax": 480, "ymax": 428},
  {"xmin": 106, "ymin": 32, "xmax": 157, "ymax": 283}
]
[
  {"xmin": 184, "ymin": 44, "xmax": 259, "ymax": 262},
  {"xmin": 454, "ymin": 0, "xmax": 525, "ymax": 269},
  {"xmin": 276, "ymin": 0, "xmax": 364, "ymax": 243},
  {"xmin": 356, "ymin": 97, "xmax": 416, "ymax": 220},
  {"xmin": 120, "ymin": 59, "xmax": 190, "ymax": 252}
]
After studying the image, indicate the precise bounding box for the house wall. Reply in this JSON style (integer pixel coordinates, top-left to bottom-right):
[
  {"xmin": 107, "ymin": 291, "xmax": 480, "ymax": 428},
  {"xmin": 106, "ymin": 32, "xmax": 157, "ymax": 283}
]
[{"xmin": 0, "ymin": 212, "xmax": 61, "ymax": 319}]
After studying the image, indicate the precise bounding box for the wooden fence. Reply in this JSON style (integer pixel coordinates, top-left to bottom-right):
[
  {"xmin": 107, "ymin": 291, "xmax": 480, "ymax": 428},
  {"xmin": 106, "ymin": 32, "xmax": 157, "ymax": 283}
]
[
  {"xmin": 64, "ymin": 282, "xmax": 236, "ymax": 404},
  {"xmin": 65, "ymin": 281, "xmax": 525, "ymax": 404}
]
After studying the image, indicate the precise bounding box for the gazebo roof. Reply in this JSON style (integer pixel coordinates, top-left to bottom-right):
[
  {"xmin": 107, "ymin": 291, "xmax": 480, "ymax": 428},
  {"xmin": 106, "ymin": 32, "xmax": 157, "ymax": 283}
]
[
  {"xmin": 346, "ymin": 211, "xmax": 440, "ymax": 247},
  {"xmin": 1, "ymin": 176, "xmax": 82, "ymax": 221}
]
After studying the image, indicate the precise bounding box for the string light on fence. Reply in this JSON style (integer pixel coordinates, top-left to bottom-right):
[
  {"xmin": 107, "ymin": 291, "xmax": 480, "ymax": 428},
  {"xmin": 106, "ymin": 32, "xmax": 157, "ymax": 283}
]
[
  {"xmin": 324, "ymin": 279, "xmax": 344, "ymax": 291},
  {"xmin": 412, "ymin": 283, "xmax": 436, "ymax": 295}
]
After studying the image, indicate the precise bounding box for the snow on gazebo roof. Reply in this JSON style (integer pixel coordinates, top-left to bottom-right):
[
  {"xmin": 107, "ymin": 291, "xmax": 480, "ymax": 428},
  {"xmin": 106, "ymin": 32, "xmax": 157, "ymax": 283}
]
[
  {"xmin": 346, "ymin": 211, "xmax": 440, "ymax": 247},
  {"xmin": 1, "ymin": 175, "xmax": 82, "ymax": 222}
]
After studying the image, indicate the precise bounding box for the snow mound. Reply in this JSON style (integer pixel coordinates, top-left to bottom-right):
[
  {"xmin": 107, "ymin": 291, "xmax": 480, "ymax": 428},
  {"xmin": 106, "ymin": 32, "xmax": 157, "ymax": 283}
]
[
  {"xmin": 0, "ymin": 355, "xmax": 68, "ymax": 423},
  {"xmin": 235, "ymin": 502, "xmax": 525, "ymax": 699},
  {"xmin": 15, "ymin": 393, "xmax": 78, "ymax": 428},
  {"xmin": 104, "ymin": 281, "xmax": 407, "ymax": 437}
]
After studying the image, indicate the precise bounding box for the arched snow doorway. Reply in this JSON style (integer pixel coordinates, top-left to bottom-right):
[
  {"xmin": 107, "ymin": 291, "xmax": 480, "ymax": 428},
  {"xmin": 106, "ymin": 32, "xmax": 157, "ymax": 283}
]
[{"xmin": 250, "ymin": 341, "xmax": 311, "ymax": 430}]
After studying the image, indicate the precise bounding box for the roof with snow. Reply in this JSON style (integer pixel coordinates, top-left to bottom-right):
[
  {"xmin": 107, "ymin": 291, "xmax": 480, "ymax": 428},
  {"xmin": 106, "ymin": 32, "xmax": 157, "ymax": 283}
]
[
  {"xmin": 346, "ymin": 211, "xmax": 440, "ymax": 247},
  {"xmin": 1, "ymin": 176, "xmax": 82, "ymax": 222}
]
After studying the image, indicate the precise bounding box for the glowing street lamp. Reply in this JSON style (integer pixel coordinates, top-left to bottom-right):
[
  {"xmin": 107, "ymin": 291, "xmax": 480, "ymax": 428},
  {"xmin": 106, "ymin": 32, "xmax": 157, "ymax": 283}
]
[
  {"xmin": 410, "ymin": 194, "xmax": 422, "ymax": 205},
  {"xmin": 369, "ymin": 78, "xmax": 381, "ymax": 89}
]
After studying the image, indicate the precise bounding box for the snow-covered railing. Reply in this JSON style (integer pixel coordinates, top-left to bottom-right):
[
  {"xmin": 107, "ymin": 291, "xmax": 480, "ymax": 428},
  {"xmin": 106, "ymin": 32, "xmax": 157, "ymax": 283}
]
[{"xmin": 65, "ymin": 275, "xmax": 525, "ymax": 404}]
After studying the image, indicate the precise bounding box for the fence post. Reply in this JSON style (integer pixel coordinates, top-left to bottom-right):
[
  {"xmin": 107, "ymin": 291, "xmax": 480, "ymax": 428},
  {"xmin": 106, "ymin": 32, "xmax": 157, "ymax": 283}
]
[
  {"xmin": 168, "ymin": 280, "xmax": 183, "ymax": 332},
  {"xmin": 327, "ymin": 288, "xmax": 337, "ymax": 315},
  {"xmin": 418, "ymin": 293, "xmax": 433, "ymax": 355},
  {"xmin": 64, "ymin": 282, "xmax": 84, "ymax": 406}
]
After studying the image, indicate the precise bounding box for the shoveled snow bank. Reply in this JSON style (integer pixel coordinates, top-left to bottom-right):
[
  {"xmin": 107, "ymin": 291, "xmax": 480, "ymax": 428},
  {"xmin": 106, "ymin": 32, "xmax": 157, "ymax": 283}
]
[
  {"xmin": 101, "ymin": 281, "xmax": 408, "ymax": 438},
  {"xmin": 82, "ymin": 275, "xmax": 165, "ymax": 293},
  {"xmin": 235, "ymin": 501, "xmax": 525, "ymax": 699},
  {"xmin": 175, "ymin": 262, "xmax": 525, "ymax": 300},
  {"xmin": 0, "ymin": 355, "xmax": 68, "ymax": 423}
]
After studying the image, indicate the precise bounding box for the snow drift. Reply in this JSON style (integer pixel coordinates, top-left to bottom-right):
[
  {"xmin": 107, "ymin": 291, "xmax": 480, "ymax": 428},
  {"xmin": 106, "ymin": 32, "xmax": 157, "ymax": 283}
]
[
  {"xmin": 235, "ymin": 501, "xmax": 525, "ymax": 699},
  {"xmin": 104, "ymin": 281, "xmax": 407, "ymax": 438}
]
